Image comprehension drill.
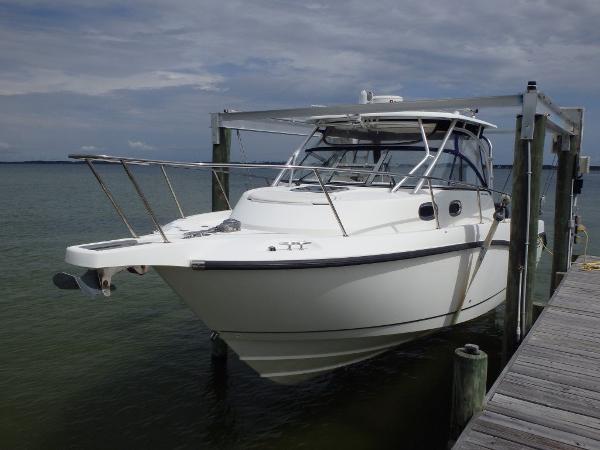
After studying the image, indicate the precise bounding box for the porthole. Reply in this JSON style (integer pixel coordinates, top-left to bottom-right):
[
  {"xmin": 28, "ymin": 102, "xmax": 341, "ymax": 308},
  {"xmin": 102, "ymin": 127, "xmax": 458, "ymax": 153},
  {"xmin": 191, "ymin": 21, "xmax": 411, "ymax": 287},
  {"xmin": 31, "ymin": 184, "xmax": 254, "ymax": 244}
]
[
  {"xmin": 449, "ymin": 200, "xmax": 462, "ymax": 217},
  {"xmin": 419, "ymin": 202, "xmax": 435, "ymax": 221}
]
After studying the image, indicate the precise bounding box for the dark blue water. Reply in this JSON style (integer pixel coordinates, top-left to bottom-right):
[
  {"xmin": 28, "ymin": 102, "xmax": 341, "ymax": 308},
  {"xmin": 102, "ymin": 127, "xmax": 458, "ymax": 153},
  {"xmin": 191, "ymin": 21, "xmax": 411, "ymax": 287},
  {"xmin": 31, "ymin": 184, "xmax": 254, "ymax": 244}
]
[{"xmin": 1, "ymin": 164, "xmax": 598, "ymax": 449}]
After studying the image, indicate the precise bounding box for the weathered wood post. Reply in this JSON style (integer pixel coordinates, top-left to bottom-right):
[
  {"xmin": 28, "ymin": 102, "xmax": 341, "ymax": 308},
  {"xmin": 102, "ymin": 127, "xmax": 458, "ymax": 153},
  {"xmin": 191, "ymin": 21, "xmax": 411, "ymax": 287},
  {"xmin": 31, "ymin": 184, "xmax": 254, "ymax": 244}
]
[
  {"xmin": 550, "ymin": 127, "xmax": 582, "ymax": 293},
  {"xmin": 523, "ymin": 114, "xmax": 546, "ymax": 330},
  {"xmin": 210, "ymin": 122, "xmax": 231, "ymax": 361},
  {"xmin": 212, "ymin": 125, "xmax": 231, "ymax": 212},
  {"xmin": 449, "ymin": 344, "xmax": 488, "ymax": 444},
  {"xmin": 503, "ymin": 111, "xmax": 546, "ymax": 361}
]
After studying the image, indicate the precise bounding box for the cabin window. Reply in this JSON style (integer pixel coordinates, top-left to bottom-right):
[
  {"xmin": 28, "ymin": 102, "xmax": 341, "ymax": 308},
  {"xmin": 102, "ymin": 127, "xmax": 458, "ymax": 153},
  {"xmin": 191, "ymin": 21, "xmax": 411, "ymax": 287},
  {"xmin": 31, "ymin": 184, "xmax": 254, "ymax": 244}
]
[
  {"xmin": 429, "ymin": 151, "xmax": 485, "ymax": 188},
  {"xmin": 296, "ymin": 149, "xmax": 380, "ymax": 184},
  {"xmin": 419, "ymin": 202, "xmax": 435, "ymax": 221},
  {"xmin": 449, "ymin": 200, "xmax": 462, "ymax": 216},
  {"xmin": 457, "ymin": 135, "xmax": 488, "ymax": 185},
  {"xmin": 286, "ymin": 122, "xmax": 490, "ymax": 189}
]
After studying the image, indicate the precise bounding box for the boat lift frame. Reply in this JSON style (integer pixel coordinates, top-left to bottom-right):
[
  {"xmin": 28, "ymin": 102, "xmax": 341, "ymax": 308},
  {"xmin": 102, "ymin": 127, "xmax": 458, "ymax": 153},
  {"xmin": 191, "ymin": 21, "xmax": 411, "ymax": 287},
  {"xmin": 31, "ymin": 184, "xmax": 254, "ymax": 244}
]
[
  {"xmin": 211, "ymin": 89, "xmax": 582, "ymax": 144},
  {"xmin": 211, "ymin": 84, "xmax": 583, "ymax": 199}
]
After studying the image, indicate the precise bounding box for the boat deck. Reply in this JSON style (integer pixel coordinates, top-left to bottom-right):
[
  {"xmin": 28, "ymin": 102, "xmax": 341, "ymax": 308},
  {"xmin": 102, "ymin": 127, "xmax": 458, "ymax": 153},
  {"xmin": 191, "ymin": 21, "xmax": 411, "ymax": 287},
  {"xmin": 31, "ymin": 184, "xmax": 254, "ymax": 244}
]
[{"xmin": 454, "ymin": 256, "xmax": 600, "ymax": 449}]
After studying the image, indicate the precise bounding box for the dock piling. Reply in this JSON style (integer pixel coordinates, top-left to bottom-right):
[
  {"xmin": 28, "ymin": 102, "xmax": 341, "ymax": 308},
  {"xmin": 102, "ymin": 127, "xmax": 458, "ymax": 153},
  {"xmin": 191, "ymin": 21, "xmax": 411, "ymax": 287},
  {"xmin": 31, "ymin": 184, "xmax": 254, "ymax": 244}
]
[
  {"xmin": 212, "ymin": 125, "xmax": 231, "ymax": 212},
  {"xmin": 523, "ymin": 113, "xmax": 546, "ymax": 331},
  {"xmin": 210, "ymin": 125, "xmax": 231, "ymax": 361},
  {"xmin": 503, "ymin": 111, "xmax": 546, "ymax": 361},
  {"xmin": 551, "ymin": 122, "xmax": 583, "ymax": 293},
  {"xmin": 449, "ymin": 344, "xmax": 488, "ymax": 444}
]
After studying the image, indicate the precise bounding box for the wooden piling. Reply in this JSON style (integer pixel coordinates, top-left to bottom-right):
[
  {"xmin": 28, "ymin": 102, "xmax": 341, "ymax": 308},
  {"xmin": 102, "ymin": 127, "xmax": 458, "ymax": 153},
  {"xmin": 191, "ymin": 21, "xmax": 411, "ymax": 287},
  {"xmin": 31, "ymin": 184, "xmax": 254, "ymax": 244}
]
[
  {"xmin": 210, "ymin": 126, "xmax": 231, "ymax": 361},
  {"xmin": 212, "ymin": 126, "xmax": 231, "ymax": 212},
  {"xmin": 550, "ymin": 132, "xmax": 582, "ymax": 293},
  {"xmin": 449, "ymin": 344, "xmax": 488, "ymax": 444},
  {"xmin": 523, "ymin": 114, "xmax": 546, "ymax": 329},
  {"xmin": 503, "ymin": 114, "xmax": 546, "ymax": 361}
]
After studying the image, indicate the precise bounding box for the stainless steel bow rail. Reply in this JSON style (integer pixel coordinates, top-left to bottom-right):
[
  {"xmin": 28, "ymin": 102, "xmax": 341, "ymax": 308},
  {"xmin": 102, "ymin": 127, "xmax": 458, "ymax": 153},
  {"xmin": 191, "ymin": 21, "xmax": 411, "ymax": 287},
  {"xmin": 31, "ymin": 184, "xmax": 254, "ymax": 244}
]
[{"xmin": 70, "ymin": 154, "xmax": 510, "ymax": 242}]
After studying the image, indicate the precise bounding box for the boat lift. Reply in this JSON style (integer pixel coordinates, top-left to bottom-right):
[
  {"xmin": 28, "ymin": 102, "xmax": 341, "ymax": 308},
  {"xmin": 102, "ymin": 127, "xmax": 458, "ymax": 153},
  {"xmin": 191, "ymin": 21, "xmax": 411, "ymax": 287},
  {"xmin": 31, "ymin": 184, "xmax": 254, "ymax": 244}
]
[{"xmin": 210, "ymin": 81, "xmax": 585, "ymax": 354}]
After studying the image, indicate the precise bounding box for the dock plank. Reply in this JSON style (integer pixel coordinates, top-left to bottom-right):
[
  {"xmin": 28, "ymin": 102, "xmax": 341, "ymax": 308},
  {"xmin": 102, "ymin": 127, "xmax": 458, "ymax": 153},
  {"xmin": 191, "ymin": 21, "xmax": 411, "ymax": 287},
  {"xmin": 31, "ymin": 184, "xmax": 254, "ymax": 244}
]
[
  {"xmin": 463, "ymin": 430, "xmax": 532, "ymax": 449},
  {"xmin": 454, "ymin": 258, "xmax": 600, "ymax": 448},
  {"xmin": 486, "ymin": 394, "xmax": 600, "ymax": 439},
  {"xmin": 473, "ymin": 410, "xmax": 596, "ymax": 449},
  {"xmin": 512, "ymin": 361, "xmax": 600, "ymax": 393}
]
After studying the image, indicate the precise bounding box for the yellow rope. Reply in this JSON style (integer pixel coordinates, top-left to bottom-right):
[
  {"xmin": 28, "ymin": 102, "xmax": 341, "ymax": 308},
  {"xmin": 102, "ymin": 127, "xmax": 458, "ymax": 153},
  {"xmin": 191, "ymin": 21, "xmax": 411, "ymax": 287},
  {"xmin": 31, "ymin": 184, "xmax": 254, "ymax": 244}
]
[
  {"xmin": 538, "ymin": 235, "xmax": 553, "ymax": 256},
  {"xmin": 574, "ymin": 226, "xmax": 600, "ymax": 271},
  {"xmin": 581, "ymin": 261, "xmax": 600, "ymax": 271},
  {"xmin": 541, "ymin": 223, "xmax": 599, "ymax": 271}
]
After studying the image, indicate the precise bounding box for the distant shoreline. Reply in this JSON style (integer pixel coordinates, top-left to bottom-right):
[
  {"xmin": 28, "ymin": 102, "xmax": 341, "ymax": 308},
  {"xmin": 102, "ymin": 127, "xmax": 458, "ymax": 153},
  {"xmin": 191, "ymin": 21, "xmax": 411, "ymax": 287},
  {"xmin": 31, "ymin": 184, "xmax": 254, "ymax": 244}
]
[{"xmin": 1, "ymin": 161, "xmax": 599, "ymax": 170}]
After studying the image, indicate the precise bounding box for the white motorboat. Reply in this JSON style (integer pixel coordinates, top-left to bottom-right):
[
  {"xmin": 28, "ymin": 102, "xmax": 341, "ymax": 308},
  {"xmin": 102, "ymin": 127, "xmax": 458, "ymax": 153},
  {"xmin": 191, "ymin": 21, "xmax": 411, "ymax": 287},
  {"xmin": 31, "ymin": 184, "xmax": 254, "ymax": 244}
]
[{"xmin": 56, "ymin": 94, "xmax": 543, "ymax": 383}]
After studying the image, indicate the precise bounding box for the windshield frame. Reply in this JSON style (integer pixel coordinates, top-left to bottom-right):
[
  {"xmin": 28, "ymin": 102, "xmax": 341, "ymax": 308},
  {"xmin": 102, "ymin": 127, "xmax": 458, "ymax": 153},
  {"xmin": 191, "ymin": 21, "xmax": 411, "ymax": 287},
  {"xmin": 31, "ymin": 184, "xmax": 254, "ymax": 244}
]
[{"xmin": 294, "ymin": 143, "xmax": 488, "ymax": 189}]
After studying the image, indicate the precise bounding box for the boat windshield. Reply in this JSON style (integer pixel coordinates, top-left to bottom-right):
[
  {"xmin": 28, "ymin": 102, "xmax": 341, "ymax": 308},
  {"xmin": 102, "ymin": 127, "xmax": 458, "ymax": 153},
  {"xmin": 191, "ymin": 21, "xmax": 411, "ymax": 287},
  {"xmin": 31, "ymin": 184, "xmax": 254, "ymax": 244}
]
[{"xmin": 294, "ymin": 135, "xmax": 488, "ymax": 189}]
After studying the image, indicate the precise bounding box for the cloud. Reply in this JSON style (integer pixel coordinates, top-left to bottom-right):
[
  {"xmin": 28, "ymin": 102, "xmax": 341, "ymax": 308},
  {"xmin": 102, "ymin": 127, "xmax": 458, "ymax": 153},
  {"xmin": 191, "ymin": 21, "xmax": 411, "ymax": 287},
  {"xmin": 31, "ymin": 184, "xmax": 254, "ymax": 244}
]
[
  {"xmin": 2, "ymin": 0, "xmax": 599, "ymax": 100},
  {"xmin": 0, "ymin": 0, "xmax": 599, "ymax": 162},
  {"xmin": 80, "ymin": 145, "xmax": 97, "ymax": 151},
  {"xmin": 0, "ymin": 141, "xmax": 10, "ymax": 150},
  {"xmin": 0, "ymin": 69, "xmax": 223, "ymax": 96},
  {"xmin": 128, "ymin": 140, "xmax": 155, "ymax": 150}
]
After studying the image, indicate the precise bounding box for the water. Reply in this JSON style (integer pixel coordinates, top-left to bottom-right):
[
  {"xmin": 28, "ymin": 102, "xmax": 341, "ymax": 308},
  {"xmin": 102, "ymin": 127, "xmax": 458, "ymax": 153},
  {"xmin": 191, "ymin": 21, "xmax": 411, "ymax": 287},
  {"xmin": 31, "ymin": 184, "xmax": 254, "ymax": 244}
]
[{"xmin": 2, "ymin": 164, "xmax": 599, "ymax": 449}]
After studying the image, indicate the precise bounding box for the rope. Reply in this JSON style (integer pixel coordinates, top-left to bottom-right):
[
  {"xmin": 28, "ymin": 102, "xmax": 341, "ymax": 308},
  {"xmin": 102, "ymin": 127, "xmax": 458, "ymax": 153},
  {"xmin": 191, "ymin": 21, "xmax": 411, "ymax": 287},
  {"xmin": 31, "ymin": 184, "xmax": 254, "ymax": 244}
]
[
  {"xmin": 500, "ymin": 165, "xmax": 512, "ymax": 193},
  {"xmin": 539, "ymin": 153, "xmax": 558, "ymax": 215},
  {"xmin": 572, "ymin": 226, "xmax": 600, "ymax": 271},
  {"xmin": 581, "ymin": 228, "xmax": 589, "ymax": 262},
  {"xmin": 581, "ymin": 261, "xmax": 600, "ymax": 271},
  {"xmin": 539, "ymin": 223, "xmax": 598, "ymax": 272},
  {"xmin": 542, "ymin": 153, "xmax": 557, "ymax": 197},
  {"xmin": 538, "ymin": 235, "xmax": 553, "ymax": 256}
]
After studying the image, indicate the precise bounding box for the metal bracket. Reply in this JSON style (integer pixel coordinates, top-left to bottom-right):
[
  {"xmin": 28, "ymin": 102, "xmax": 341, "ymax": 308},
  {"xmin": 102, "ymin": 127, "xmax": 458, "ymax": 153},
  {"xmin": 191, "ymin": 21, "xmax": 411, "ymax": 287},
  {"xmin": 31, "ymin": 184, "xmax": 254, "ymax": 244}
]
[{"xmin": 521, "ymin": 88, "xmax": 538, "ymax": 140}]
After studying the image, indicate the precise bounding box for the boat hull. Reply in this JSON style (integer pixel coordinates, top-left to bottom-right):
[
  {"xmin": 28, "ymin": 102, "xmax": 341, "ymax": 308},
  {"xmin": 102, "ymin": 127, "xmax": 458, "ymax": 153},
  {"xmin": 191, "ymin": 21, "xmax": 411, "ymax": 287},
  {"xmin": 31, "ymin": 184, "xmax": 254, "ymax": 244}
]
[{"xmin": 155, "ymin": 245, "xmax": 508, "ymax": 383}]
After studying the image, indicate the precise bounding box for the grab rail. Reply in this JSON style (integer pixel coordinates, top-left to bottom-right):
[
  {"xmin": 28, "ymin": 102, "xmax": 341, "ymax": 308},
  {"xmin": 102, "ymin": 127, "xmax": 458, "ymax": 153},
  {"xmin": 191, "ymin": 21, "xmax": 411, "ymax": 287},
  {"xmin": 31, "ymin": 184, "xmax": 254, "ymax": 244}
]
[{"xmin": 71, "ymin": 154, "xmax": 510, "ymax": 240}]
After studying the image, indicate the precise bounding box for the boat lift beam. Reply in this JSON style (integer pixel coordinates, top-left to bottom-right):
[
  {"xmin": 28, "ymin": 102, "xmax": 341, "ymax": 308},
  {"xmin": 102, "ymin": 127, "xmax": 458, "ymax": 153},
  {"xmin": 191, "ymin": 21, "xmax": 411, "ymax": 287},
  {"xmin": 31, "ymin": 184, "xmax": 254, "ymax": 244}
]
[
  {"xmin": 211, "ymin": 89, "xmax": 581, "ymax": 144},
  {"xmin": 210, "ymin": 114, "xmax": 317, "ymax": 144}
]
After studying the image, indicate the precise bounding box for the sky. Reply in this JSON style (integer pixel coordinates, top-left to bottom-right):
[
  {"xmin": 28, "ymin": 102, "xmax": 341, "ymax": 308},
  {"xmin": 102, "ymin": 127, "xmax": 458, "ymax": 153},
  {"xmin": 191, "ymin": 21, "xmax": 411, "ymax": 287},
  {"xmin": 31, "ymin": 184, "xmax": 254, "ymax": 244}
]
[{"xmin": 0, "ymin": 0, "xmax": 599, "ymax": 163}]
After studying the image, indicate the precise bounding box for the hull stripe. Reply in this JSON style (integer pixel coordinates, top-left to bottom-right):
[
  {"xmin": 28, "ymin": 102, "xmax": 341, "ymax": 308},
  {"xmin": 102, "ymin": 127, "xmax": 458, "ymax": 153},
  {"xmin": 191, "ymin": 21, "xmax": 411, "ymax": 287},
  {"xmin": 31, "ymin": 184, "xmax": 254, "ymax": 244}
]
[{"xmin": 196, "ymin": 239, "xmax": 511, "ymax": 270}]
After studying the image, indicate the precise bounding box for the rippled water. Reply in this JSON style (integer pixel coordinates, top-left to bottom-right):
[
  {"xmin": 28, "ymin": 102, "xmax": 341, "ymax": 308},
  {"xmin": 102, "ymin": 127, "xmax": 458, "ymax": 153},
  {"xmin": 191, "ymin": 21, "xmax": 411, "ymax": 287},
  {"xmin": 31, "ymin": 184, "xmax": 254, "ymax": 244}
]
[{"xmin": 1, "ymin": 164, "xmax": 598, "ymax": 449}]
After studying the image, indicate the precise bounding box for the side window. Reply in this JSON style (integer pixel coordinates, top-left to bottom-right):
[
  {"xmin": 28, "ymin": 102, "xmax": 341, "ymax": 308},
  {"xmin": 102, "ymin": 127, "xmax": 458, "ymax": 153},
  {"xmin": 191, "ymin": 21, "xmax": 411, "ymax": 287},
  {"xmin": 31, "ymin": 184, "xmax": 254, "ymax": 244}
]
[
  {"xmin": 457, "ymin": 135, "xmax": 487, "ymax": 186},
  {"xmin": 419, "ymin": 202, "xmax": 435, "ymax": 221},
  {"xmin": 429, "ymin": 151, "xmax": 461, "ymax": 186},
  {"xmin": 449, "ymin": 200, "xmax": 462, "ymax": 216},
  {"xmin": 462, "ymin": 163, "xmax": 483, "ymax": 187},
  {"xmin": 430, "ymin": 151, "xmax": 484, "ymax": 188}
]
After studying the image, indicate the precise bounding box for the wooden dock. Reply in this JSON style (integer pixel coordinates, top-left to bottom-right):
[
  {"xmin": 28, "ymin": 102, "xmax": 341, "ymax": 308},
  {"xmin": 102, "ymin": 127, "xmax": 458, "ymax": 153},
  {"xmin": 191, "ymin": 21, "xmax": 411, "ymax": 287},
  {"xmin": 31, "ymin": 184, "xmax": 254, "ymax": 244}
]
[{"xmin": 454, "ymin": 256, "xmax": 600, "ymax": 449}]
